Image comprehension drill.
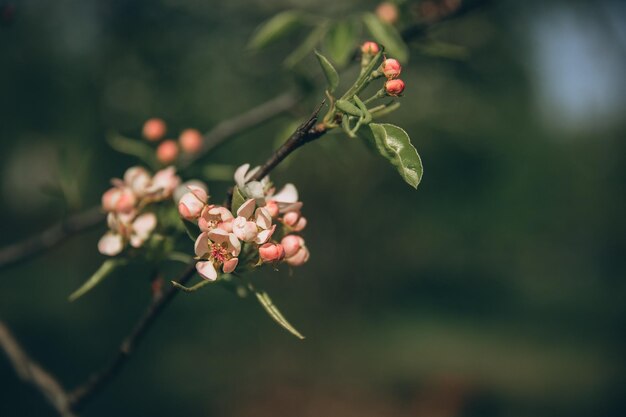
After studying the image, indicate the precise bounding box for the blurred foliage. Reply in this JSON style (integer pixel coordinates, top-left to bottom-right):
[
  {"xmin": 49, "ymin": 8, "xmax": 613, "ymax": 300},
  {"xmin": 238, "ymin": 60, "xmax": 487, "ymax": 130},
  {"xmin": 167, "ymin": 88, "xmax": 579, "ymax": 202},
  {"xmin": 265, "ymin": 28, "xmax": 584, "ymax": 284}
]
[{"xmin": 0, "ymin": 0, "xmax": 625, "ymax": 417}]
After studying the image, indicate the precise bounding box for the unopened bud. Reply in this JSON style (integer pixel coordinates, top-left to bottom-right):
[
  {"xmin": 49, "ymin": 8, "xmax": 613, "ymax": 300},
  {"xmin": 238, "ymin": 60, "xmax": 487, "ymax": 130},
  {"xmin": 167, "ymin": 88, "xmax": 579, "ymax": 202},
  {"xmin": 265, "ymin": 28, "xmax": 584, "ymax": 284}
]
[
  {"xmin": 142, "ymin": 118, "xmax": 167, "ymax": 141},
  {"xmin": 376, "ymin": 2, "xmax": 399, "ymax": 24},
  {"xmin": 179, "ymin": 128, "xmax": 203, "ymax": 153},
  {"xmin": 156, "ymin": 140, "xmax": 179, "ymax": 164},
  {"xmin": 381, "ymin": 58, "xmax": 401, "ymax": 79},
  {"xmin": 259, "ymin": 243, "xmax": 285, "ymax": 263},
  {"xmin": 385, "ymin": 79, "xmax": 405, "ymax": 96},
  {"xmin": 281, "ymin": 235, "xmax": 303, "ymax": 258},
  {"xmin": 361, "ymin": 41, "xmax": 380, "ymax": 56}
]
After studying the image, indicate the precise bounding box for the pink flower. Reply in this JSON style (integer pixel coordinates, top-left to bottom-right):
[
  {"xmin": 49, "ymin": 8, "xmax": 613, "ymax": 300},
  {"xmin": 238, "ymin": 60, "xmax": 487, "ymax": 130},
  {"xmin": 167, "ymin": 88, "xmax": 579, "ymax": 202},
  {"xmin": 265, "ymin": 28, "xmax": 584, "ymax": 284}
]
[
  {"xmin": 142, "ymin": 118, "xmax": 166, "ymax": 141},
  {"xmin": 233, "ymin": 199, "xmax": 276, "ymax": 244},
  {"xmin": 259, "ymin": 243, "xmax": 285, "ymax": 263},
  {"xmin": 123, "ymin": 166, "xmax": 151, "ymax": 197},
  {"xmin": 266, "ymin": 183, "xmax": 303, "ymax": 214},
  {"xmin": 194, "ymin": 229, "xmax": 241, "ymax": 280},
  {"xmin": 198, "ymin": 205, "xmax": 234, "ymax": 232},
  {"xmin": 361, "ymin": 41, "xmax": 380, "ymax": 55},
  {"xmin": 381, "ymin": 58, "xmax": 401, "ymax": 79},
  {"xmin": 147, "ymin": 166, "xmax": 181, "ymax": 200},
  {"xmin": 156, "ymin": 140, "xmax": 179, "ymax": 164},
  {"xmin": 97, "ymin": 212, "xmax": 157, "ymax": 256},
  {"xmin": 179, "ymin": 128, "xmax": 203, "ymax": 153},
  {"xmin": 385, "ymin": 79, "xmax": 405, "ymax": 96},
  {"xmin": 281, "ymin": 235, "xmax": 309, "ymax": 266},
  {"xmin": 178, "ymin": 185, "xmax": 208, "ymax": 220},
  {"xmin": 102, "ymin": 186, "xmax": 136, "ymax": 213}
]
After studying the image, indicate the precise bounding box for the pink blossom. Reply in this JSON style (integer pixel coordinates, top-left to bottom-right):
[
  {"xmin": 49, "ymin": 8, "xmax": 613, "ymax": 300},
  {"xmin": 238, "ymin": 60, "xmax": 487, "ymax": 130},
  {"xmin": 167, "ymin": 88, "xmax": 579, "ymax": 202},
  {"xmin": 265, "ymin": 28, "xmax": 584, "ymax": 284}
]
[
  {"xmin": 102, "ymin": 186, "xmax": 136, "ymax": 213},
  {"xmin": 156, "ymin": 140, "xmax": 179, "ymax": 164},
  {"xmin": 198, "ymin": 205, "xmax": 234, "ymax": 232},
  {"xmin": 381, "ymin": 58, "xmax": 402, "ymax": 79},
  {"xmin": 179, "ymin": 128, "xmax": 203, "ymax": 153},
  {"xmin": 376, "ymin": 2, "xmax": 399, "ymax": 24},
  {"xmin": 148, "ymin": 166, "xmax": 181, "ymax": 200},
  {"xmin": 142, "ymin": 118, "xmax": 166, "ymax": 141},
  {"xmin": 282, "ymin": 211, "xmax": 307, "ymax": 232},
  {"xmin": 97, "ymin": 212, "xmax": 157, "ymax": 256},
  {"xmin": 233, "ymin": 199, "xmax": 276, "ymax": 244},
  {"xmin": 194, "ymin": 229, "xmax": 241, "ymax": 280},
  {"xmin": 385, "ymin": 79, "xmax": 405, "ymax": 96},
  {"xmin": 281, "ymin": 235, "xmax": 309, "ymax": 266},
  {"xmin": 178, "ymin": 185, "xmax": 208, "ymax": 220},
  {"xmin": 361, "ymin": 41, "xmax": 380, "ymax": 55}
]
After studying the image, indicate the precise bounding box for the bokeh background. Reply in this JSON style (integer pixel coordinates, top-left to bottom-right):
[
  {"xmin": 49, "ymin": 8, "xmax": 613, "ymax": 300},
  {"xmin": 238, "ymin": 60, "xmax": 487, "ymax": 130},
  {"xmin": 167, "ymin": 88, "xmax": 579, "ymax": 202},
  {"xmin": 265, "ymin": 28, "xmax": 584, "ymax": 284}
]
[{"xmin": 1, "ymin": 0, "xmax": 625, "ymax": 416}]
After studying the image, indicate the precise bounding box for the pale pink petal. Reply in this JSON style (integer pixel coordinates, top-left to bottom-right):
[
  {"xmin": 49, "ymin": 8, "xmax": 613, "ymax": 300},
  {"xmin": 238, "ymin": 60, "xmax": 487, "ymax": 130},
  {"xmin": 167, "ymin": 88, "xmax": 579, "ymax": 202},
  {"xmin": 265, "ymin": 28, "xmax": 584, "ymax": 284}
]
[
  {"xmin": 98, "ymin": 233, "xmax": 124, "ymax": 256},
  {"xmin": 207, "ymin": 228, "xmax": 229, "ymax": 243},
  {"xmin": 222, "ymin": 258, "xmax": 239, "ymax": 274},
  {"xmin": 255, "ymin": 207, "xmax": 272, "ymax": 230},
  {"xmin": 286, "ymin": 247, "xmax": 309, "ymax": 266},
  {"xmin": 237, "ymin": 198, "xmax": 256, "ymax": 219},
  {"xmin": 234, "ymin": 163, "xmax": 250, "ymax": 188},
  {"xmin": 293, "ymin": 216, "xmax": 307, "ymax": 232},
  {"xmin": 194, "ymin": 232, "xmax": 209, "ymax": 257},
  {"xmin": 271, "ymin": 183, "xmax": 298, "ymax": 203},
  {"xmin": 254, "ymin": 224, "xmax": 276, "ymax": 244},
  {"xmin": 187, "ymin": 185, "xmax": 208, "ymax": 202},
  {"xmin": 228, "ymin": 233, "xmax": 241, "ymax": 256},
  {"xmin": 129, "ymin": 233, "xmax": 146, "ymax": 248},
  {"xmin": 281, "ymin": 235, "xmax": 302, "ymax": 258},
  {"xmin": 196, "ymin": 261, "xmax": 217, "ymax": 281},
  {"xmin": 132, "ymin": 213, "xmax": 157, "ymax": 237},
  {"xmin": 278, "ymin": 201, "xmax": 303, "ymax": 214}
]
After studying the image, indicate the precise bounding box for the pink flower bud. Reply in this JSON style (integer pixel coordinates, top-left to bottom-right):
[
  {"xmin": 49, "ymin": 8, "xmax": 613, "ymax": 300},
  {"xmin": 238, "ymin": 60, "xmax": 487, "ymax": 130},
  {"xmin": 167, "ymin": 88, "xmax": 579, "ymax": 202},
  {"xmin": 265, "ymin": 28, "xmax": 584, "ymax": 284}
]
[
  {"xmin": 281, "ymin": 235, "xmax": 303, "ymax": 258},
  {"xmin": 293, "ymin": 216, "xmax": 307, "ymax": 232},
  {"xmin": 376, "ymin": 2, "xmax": 399, "ymax": 24},
  {"xmin": 259, "ymin": 243, "xmax": 285, "ymax": 263},
  {"xmin": 142, "ymin": 118, "xmax": 167, "ymax": 141},
  {"xmin": 381, "ymin": 58, "xmax": 401, "ymax": 79},
  {"xmin": 179, "ymin": 128, "xmax": 203, "ymax": 153},
  {"xmin": 178, "ymin": 191, "xmax": 206, "ymax": 220},
  {"xmin": 265, "ymin": 200, "xmax": 279, "ymax": 218},
  {"xmin": 283, "ymin": 211, "xmax": 300, "ymax": 227},
  {"xmin": 286, "ymin": 246, "xmax": 310, "ymax": 266},
  {"xmin": 156, "ymin": 140, "xmax": 179, "ymax": 164},
  {"xmin": 385, "ymin": 79, "xmax": 405, "ymax": 96},
  {"xmin": 233, "ymin": 217, "xmax": 258, "ymax": 242},
  {"xmin": 361, "ymin": 41, "xmax": 380, "ymax": 56},
  {"xmin": 102, "ymin": 187, "xmax": 136, "ymax": 213}
]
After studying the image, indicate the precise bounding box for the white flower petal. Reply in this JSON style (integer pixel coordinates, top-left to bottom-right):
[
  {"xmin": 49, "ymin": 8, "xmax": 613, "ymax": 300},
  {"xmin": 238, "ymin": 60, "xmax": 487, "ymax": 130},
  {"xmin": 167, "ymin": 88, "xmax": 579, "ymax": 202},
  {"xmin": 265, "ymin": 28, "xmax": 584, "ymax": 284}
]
[
  {"xmin": 196, "ymin": 261, "xmax": 217, "ymax": 281},
  {"xmin": 194, "ymin": 232, "xmax": 209, "ymax": 257},
  {"xmin": 271, "ymin": 183, "xmax": 298, "ymax": 203},
  {"xmin": 237, "ymin": 199, "xmax": 256, "ymax": 219},
  {"xmin": 234, "ymin": 163, "xmax": 250, "ymax": 188},
  {"xmin": 98, "ymin": 233, "xmax": 124, "ymax": 256}
]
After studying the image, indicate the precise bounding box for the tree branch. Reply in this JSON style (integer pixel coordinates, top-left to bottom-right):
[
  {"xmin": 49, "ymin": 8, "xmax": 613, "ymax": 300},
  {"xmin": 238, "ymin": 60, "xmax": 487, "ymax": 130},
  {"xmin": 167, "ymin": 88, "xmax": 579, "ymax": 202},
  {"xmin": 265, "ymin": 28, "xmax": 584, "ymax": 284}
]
[
  {"xmin": 67, "ymin": 264, "xmax": 196, "ymax": 411},
  {"xmin": 0, "ymin": 321, "xmax": 76, "ymax": 417}
]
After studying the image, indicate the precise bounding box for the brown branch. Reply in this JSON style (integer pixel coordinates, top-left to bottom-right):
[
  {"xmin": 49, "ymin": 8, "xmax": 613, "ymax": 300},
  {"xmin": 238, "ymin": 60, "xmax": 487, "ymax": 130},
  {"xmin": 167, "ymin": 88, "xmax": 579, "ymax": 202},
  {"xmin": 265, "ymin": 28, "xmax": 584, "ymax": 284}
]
[
  {"xmin": 0, "ymin": 206, "xmax": 105, "ymax": 271},
  {"xmin": 0, "ymin": 321, "xmax": 76, "ymax": 417},
  {"xmin": 67, "ymin": 264, "xmax": 196, "ymax": 411}
]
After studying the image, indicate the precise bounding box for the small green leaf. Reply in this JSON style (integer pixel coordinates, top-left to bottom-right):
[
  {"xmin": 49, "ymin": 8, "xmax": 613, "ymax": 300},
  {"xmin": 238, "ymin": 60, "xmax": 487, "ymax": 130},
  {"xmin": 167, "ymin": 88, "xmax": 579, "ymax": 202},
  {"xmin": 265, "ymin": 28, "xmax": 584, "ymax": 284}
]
[
  {"xmin": 370, "ymin": 101, "xmax": 401, "ymax": 119},
  {"xmin": 353, "ymin": 95, "xmax": 372, "ymax": 124},
  {"xmin": 314, "ymin": 50, "xmax": 339, "ymax": 93},
  {"xmin": 324, "ymin": 19, "xmax": 358, "ymax": 67},
  {"xmin": 369, "ymin": 123, "xmax": 423, "ymax": 189},
  {"xmin": 248, "ymin": 11, "xmax": 303, "ymax": 50},
  {"xmin": 231, "ymin": 186, "xmax": 247, "ymax": 214},
  {"xmin": 362, "ymin": 13, "xmax": 409, "ymax": 62},
  {"xmin": 285, "ymin": 23, "xmax": 328, "ymax": 68},
  {"xmin": 335, "ymin": 99, "xmax": 362, "ymax": 116},
  {"xmin": 107, "ymin": 133, "xmax": 157, "ymax": 168},
  {"xmin": 254, "ymin": 290, "xmax": 305, "ymax": 339},
  {"xmin": 69, "ymin": 259, "xmax": 127, "ymax": 301}
]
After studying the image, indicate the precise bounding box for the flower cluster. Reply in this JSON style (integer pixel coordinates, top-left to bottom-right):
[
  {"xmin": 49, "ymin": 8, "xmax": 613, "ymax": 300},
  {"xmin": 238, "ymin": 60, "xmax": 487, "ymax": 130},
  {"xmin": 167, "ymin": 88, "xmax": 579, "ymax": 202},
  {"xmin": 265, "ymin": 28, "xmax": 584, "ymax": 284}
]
[
  {"xmin": 141, "ymin": 118, "xmax": 204, "ymax": 164},
  {"xmin": 178, "ymin": 164, "xmax": 310, "ymax": 281},
  {"xmin": 98, "ymin": 166, "xmax": 180, "ymax": 256}
]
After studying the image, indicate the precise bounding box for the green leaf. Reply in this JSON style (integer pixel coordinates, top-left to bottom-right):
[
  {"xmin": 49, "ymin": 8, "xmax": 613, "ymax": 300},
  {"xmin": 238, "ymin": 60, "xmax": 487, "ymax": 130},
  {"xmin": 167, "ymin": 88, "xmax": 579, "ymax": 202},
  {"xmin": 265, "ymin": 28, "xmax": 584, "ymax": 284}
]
[
  {"xmin": 69, "ymin": 259, "xmax": 127, "ymax": 301},
  {"xmin": 248, "ymin": 11, "xmax": 303, "ymax": 50},
  {"xmin": 285, "ymin": 23, "xmax": 328, "ymax": 68},
  {"xmin": 369, "ymin": 123, "xmax": 423, "ymax": 189},
  {"xmin": 107, "ymin": 133, "xmax": 157, "ymax": 168},
  {"xmin": 182, "ymin": 219, "xmax": 200, "ymax": 242},
  {"xmin": 335, "ymin": 99, "xmax": 362, "ymax": 116},
  {"xmin": 370, "ymin": 101, "xmax": 401, "ymax": 119},
  {"xmin": 324, "ymin": 19, "xmax": 358, "ymax": 67},
  {"xmin": 231, "ymin": 186, "xmax": 247, "ymax": 214},
  {"xmin": 339, "ymin": 48, "xmax": 383, "ymax": 100},
  {"xmin": 353, "ymin": 95, "xmax": 372, "ymax": 124},
  {"xmin": 362, "ymin": 13, "xmax": 409, "ymax": 62},
  {"xmin": 254, "ymin": 290, "xmax": 305, "ymax": 339},
  {"xmin": 314, "ymin": 50, "xmax": 339, "ymax": 93}
]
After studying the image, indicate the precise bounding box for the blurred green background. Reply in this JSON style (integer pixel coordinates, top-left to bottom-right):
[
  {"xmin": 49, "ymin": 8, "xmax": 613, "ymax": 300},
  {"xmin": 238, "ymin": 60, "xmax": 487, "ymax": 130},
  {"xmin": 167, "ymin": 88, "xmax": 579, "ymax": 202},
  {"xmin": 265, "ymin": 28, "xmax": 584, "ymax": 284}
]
[{"xmin": 1, "ymin": 0, "xmax": 625, "ymax": 416}]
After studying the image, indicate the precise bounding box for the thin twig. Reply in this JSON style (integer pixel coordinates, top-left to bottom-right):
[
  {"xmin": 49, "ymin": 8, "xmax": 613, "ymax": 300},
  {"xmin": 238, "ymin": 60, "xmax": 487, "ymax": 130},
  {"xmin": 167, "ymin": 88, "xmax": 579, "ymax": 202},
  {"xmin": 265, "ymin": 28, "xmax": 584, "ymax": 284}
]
[
  {"xmin": 0, "ymin": 206, "xmax": 105, "ymax": 271},
  {"xmin": 0, "ymin": 321, "xmax": 76, "ymax": 417},
  {"xmin": 67, "ymin": 264, "xmax": 196, "ymax": 411}
]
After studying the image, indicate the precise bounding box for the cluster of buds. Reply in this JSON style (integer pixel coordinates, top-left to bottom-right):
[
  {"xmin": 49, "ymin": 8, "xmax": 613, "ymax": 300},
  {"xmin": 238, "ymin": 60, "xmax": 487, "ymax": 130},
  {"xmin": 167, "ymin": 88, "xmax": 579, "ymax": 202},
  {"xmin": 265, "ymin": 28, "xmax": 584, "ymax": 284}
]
[
  {"xmin": 98, "ymin": 166, "xmax": 181, "ymax": 256},
  {"xmin": 141, "ymin": 118, "xmax": 204, "ymax": 164},
  {"xmin": 178, "ymin": 164, "xmax": 310, "ymax": 281},
  {"xmin": 360, "ymin": 42, "xmax": 406, "ymax": 97}
]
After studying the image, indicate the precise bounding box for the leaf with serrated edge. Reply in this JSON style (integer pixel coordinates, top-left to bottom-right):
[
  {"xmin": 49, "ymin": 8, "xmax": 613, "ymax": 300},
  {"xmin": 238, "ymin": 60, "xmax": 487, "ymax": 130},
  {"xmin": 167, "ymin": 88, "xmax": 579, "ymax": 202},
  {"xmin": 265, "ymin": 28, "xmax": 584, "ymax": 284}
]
[
  {"xmin": 249, "ymin": 11, "xmax": 303, "ymax": 50},
  {"xmin": 255, "ymin": 290, "xmax": 305, "ymax": 339},
  {"xmin": 369, "ymin": 123, "xmax": 423, "ymax": 189},
  {"xmin": 69, "ymin": 259, "xmax": 127, "ymax": 301},
  {"xmin": 314, "ymin": 50, "xmax": 339, "ymax": 93},
  {"xmin": 362, "ymin": 13, "xmax": 408, "ymax": 63}
]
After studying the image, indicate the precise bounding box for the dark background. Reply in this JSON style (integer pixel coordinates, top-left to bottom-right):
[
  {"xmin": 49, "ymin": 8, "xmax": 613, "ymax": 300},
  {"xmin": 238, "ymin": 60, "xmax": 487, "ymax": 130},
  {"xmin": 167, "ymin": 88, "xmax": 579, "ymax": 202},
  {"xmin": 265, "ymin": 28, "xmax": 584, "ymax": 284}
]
[{"xmin": 1, "ymin": 1, "xmax": 625, "ymax": 416}]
